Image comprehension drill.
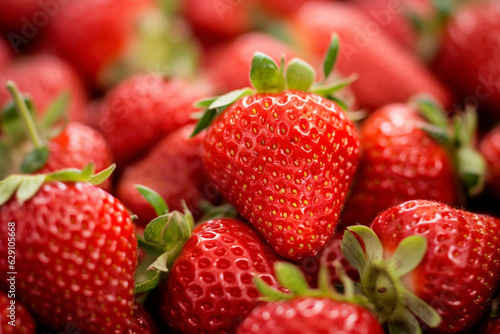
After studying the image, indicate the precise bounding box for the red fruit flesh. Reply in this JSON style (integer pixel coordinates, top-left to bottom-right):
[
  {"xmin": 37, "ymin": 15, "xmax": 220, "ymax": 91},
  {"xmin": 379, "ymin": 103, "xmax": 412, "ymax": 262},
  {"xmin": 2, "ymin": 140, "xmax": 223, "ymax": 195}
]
[
  {"xmin": 204, "ymin": 33, "xmax": 299, "ymax": 93},
  {"xmin": 47, "ymin": 0, "xmax": 153, "ymax": 82},
  {"xmin": 0, "ymin": 290, "xmax": 36, "ymax": 333},
  {"xmin": 161, "ymin": 219, "xmax": 283, "ymax": 334},
  {"xmin": 203, "ymin": 91, "xmax": 360, "ymax": 260},
  {"xmin": 480, "ymin": 125, "xmax": 500, "ymax": 199},
  {"xmin": 0, "ymin": 182, "xmax": 137, "ymax": 333},
  {"xmin": 290, "ymin": 1, "xmax": 452, "ymax": 111},
  {"xmin": 0, "ymin": 55, "xmax": 88, "ymax": 123},
  {"xmin": 341, "ymin": 104, "xmax": 458, "ymax": 227},
  {"xmin": 371, "ymin": 200, "xmax": 500, "ymax": 333},
  {"xmin": 433, "ymin": 0, "xmax": 500, "ymax": 118},
  {"xmin": 117, "ymin": 125, "xmax": 215, "ymax": 225},
  {"xmin": 99, "ymin": 75, "xmax": 207, "ymax": 165},
  {"xmin": 237, "ymin": 297, "xmax": 385, "ymax": 334},
  {"xmin": 127, "ymin": 303, "xmax": 159, "ymax": 334}
]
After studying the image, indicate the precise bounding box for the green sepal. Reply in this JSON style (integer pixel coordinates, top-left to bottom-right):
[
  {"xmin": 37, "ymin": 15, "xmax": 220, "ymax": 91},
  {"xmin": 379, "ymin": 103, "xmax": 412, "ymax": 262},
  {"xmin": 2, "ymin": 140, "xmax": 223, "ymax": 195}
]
[
  {"xmin": 254, "ymin": 276, "xmax": 293, "ymax": 302},
  {"xmin": 414, "ymin": 95, "xmax": 448, "ymax": 129},
  {"xmin": 135, "ymin": 269, "xmax": 162, "ymax": 294},
  {"xmin": 38, "ymin": 91, "xmax": 70, "ymax": 132},
  {"xmin": 250, "ymin": 52, "xmax": 286, "ymax": 93},
  {"xmin": 1, "ymin": 95, "xmax": 36, "ymax": 144},
  {"xmin": 134, "ymin": 233, "xmax": 165, "ymax": 294},
  {"xmin": 20, "ymin": 147, "xmax": 50, "ymax": 174},
  {"xmin": 341, "ymin": 228, "xmax": 368, "ymax": 276},
  {"xmin": 346, "ymin": 226, "xmax": 383, "ymax": 263},
  {"xmin": 274, "ymin": 262, "xmax": 309, "ymax": 295},
  {"xmin": 190, "ymin": 108, "xmax": 217, "ymax": 138},
  {"xmin": 419, "ymin": 123, "xmax": 450, "ymax": 144},
  {"xmin": 323, "ymin": 34, "xmax": 340, "ymax": 81},
  {"xmin": 387, "ymin": 309, "xmax": 422, "ymax": 334},
  {"xmin": 455, "ymin": 147, "xmax": 486, "ymax": 196},
  {"xmin": 311, "ymin": 74, "xmax": 358, "ymax": 98},
  {"xmin": 209, "ymin": 87, "xmax": 254, "ymax": 110},
  {"xmin": 329, "ymin": 95, "xmax": 350, "ymax": 112},
  {"xmin": 136, "ymin": 184, "xmax": 169, "ymax": 216},
  {"xmin": 196, "ymin": 201, "xmax": 238, "ymax": 223},
  {"xmin": 194, "ymin": 96, "xmax": 218, "ymax": 109},
  {"xmin": 388, "ymin": 235, "xmax": 427, "ymax": 276},
  {"xmin": 0, "ymin": 163, "xmax": 115, "ymax": 206},
  {"xmin": 286, "ymin": 58, "xmax": 315, "ymax": 91},
  {"xmin": 404, "ymin": 290, "xmax": 442, "ymax": 328}
]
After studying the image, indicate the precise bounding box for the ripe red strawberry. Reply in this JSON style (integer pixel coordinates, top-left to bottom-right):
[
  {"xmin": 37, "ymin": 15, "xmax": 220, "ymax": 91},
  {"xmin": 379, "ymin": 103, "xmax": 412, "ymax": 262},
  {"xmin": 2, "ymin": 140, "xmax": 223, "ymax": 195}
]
[
  {"xmin": 480, "ymin": 125, "xmax": 500, "ymax": 199},
  {"xmin": 117, "ymin": 125, "xmax": 215, "ymax": 225},
  {"xmin": 432, "ymin": 0, "xmax": 500, "ymax": 118},
  {"xmin": 0, "ymin": 55, "xmax": 88, "ymax": 123},
  {"xmin": 0, "ymin": 290, "xmax": 36, "ymax": 333},
  {"xmin": 98, "ymin": 74, "xmax": 208, "ymax": 165},
  {"xmin": 160, "ymin": 219, "xmax": 283, "ymax": 333},
  {"xmin": 127, "ymin": 303, "xmax": 159, "ymax": 334},
  {"xmin": 198, "ymin": 48, "xmax": 360, "ymax": 260},
  {"xmin": 238, "ymin": 297, "xmax": 383, "ymax": 334},
  {"xmin": 342, "ymin": 200, "xmax": 500, "ymax": 333},
  {"xmin": 204, "ymin": 33, "xmax": 300, "ymax": 93},
  {"xmin": 341, "ymin": 102, "xmax": 463, "ymax": 228},
  {"xmin": 0, "ymin": 166, "xmax": 137, "ymax": 333},
  {"xmin": 289, "ymin": 1, "xmax": 452, "ymax": 111},
  {"xmin": 45, "ymin": 0, "xmax": 154, "ymax": 84},
  {"xmin": 238, "ymin": 261, "xmax": 383, "ymax": 334},
  {"xmin": 0, "ymin": 37, "xmax": 12, "ymax": 69}
]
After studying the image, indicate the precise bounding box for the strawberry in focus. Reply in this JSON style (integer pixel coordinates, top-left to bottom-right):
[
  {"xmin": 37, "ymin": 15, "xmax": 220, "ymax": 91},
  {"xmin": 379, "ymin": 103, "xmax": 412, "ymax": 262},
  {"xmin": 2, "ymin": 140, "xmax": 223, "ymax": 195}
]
[{"xmin": 0, "ymin": 166, "xmax": 137, "ymax": 333}]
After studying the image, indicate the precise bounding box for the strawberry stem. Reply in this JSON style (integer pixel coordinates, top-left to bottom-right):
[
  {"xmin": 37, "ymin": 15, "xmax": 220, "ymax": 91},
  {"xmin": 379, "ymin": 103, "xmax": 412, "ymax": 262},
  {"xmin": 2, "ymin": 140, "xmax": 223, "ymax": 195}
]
[{"xmin": 6, "ymin": 81, "xmax": 44, "ymax": 149}]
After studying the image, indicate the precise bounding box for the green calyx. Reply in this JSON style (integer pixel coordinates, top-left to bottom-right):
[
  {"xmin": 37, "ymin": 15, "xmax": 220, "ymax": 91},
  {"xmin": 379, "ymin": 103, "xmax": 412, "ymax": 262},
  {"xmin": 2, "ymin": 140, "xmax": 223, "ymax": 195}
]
[
  {"xmin": 0, "ymin": 163, "xmax": 116, "ymax": 206},
  {"xmin": 190, "ymin": 34, "xmax": 357, "ymax": 138},
  {"xmin": 134, "ymin": 185, "xmax": 194, "ymax": 294},
  {"xmin": 254, "ymin": 261, "xmax": 371, "ymax": 309},
  {"xmin": 412, "ymin": 96, "xmax": 487, "ymax": 197},
  {"xmin": 341, "ymin": 226, "xmax": 442, "ymax": 334},
  {"xmin": 1, "ymin": 81, "xmax": 70, "ymax": 178}
]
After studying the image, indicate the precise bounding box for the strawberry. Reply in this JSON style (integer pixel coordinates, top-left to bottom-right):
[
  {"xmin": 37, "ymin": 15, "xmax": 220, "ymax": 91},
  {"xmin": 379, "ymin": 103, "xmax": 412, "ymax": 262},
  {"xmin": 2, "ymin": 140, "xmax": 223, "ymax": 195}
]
[
  {"xmin": 0, "ymin": 165, "xmax": 137, "ymax": 333},
  {"xmin": 157, "ymin": 218, "xmax": 283, "ymax": 333},
  {"xmin": 195, "ymin": 39, "xmax": 360, "ymax": 260},
  {"xmin": 0, "ymin": 0, "xmax": 40, "ymax": 32},
  {"xmin": 480, "ymin": 124, "xmax": 500, "ymax": 199},
  {"xmin": 0, "ymin": 290, "xmax": 36, "ymax": 333},
  {"xmin": 1, "ymin": 82, "xmax": 113, "ymax": 191},
  {"xmin": 340, "ymin": 100, "xmax": 485, "ymax": 228},
  {"xmin": 289, "ymin": 1, "xmax": 452, "ymax": 111},
  {"xmin": 204, "ymin": 33, "xmax": 300, "ymax": 93},
  {"xmin": 480, "ymin": 315, "xmax": 500, "ymax": 334},
  {"xmin": 98, "ymin": 74, "xmax": 208, "ymax": 166},
  {"xmin": 116, "ymin": 124, "xmax": 215, "ymax": 225},
  {"xmin": 432, "ymin": 0, "xmax": 500, "ymax": 119},
  {"xmin": 237, "ymin": 262, "xmax": 384, "ymax": 334},
  {"xmin": 0, "ymin": 37, "xmax": 12, "ymax": 69},
  {"xmin": 342, "ymin": 200, "xmax": 500, "ymax": 333},
  {"xmin": 127, "ymin": 303, "xmax": 159, "ymax": 334},
  {"xmin": 0, "ymin": 55, "xmax": 88, "ymax": 123}
]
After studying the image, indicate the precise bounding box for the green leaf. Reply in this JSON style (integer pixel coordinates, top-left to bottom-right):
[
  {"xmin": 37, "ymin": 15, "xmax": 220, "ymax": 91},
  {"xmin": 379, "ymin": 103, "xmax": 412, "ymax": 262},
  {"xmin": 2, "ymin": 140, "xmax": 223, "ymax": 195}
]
[
  {"xmin": 16, "ymin": 175, "xmax": 46, "ymax": 203},
  {"xmin": 323, "ymin": 34, "xmax": 340, "ymax": 80},
  {"xmin": 148, "ymin": 252, "xmax": 170, "ymax": 272},
  {"xmin": 87, "ymin": 164, "xmax": 116, "ymax": 186},
  {"xmin": 136, "ymin": 184, "xmax": 169, "ymax": 216},
  {"xmin": 39, "ymin": 91, "xmax": 70, "ymax": 131},
  {"xmin": 254, "ymin": 276, "xmax": 292, "ymax": 301},
  {"xmin": 387, "ymin": 310, "xmax": 422, "ymax": 334},
  {"xmin": 194, "ymin": 96, "xmax": 218, "ymax": 109},
  {"xmin": 210, "ymin": 87, "xmax": 255, "ymax": 110},
  {"xmin": 389, "ymin": 236, "xmax": 427, "ymax": 276},
  {"xmin": 0, "ymin": 175, "xmax": 23, "ymax": 206},
  {"xmin": 1, "ymin": 95, "xmax": 35, "ymax": 143},
  {"xmin": 135, "ymin": 269, "xmax": 162, "ymax": 294},
  {"xmin": 348, "ymin": 226, "xmax": 383, "ymax": 262},
  {"xmin": 329, "ymin": 95, "xmax": 350, "ymax": 112},
  {"xmin": 341, "ymin": 229, "xmax": 367, "ymax": 276},
  {"xmin": 455, "ymin": 147, "xmax": 486, "ymax": 196},
  {"xmin": 197, "ymin": 201, "xmax": 237, "ymax": 223},
  {"xmin": 20, "ymin": 147, "xmax": 50, "ymax": 174},
  {"xmin": 414, "ymin": 95, "xmax": 448, "ymax": 129},
  {"xmin": 404, "ymin": 290, "xmax": 442, "ymax": 328},
  {"xmin": 250, "ymin": 52, "xmax": 285, "ymax": 93},
  {"xmin": 190, "ymin": 108, "xmax": 217, "ymax": 138},
  {"xmin": 312, "ymin": 74, "xmax": 358, "ymax": 97},
  {"xmin": 47, "ymin": 164, "xmax": 95, "ymax": 183},
  {"xmin": 274, "ymin": 262, "xmax": 309, "ymax": 295},
  {"xmin": 143, "ymin": 209, "xmax": 193, "ymax": 252},
  {"xmin": 285, "ymin": 58, "xmax": 315, "ymax": 91},
  {"xmin": 419, "ymin": 123, "xmax": 450, "ymax": 144}
]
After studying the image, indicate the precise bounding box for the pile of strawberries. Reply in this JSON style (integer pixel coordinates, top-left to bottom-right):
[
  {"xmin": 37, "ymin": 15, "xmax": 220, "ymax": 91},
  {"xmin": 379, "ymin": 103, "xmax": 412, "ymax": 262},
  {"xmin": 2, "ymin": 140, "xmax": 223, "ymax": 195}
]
[{"xmin": 0, "ymin": 0, "xmax": 499, "ymax": 333}]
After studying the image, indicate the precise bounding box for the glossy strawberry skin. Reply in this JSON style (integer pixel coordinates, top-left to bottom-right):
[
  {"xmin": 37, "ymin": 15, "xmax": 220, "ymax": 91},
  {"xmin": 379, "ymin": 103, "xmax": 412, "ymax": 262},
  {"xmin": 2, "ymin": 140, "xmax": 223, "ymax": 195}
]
[
  {"xmin": 0, "ymin": 290, "xmax": 36, "ymax": 334},
  {"xmin": 237, "ymin": 297, "xmax": 385, "ymax": 334},
  {"xmin": 160, "ymin": 219, "xmax": 283, "ymax": 334},
  {"xmin": 204, "ymin": 33, "xmax": 299, "ymax": 93},
  {"xmin": 0, "ymin": 55, "xmax": 88, "ymax": 123},
  {"xmin": 341, "ymin": 104, "xmax": 458, "ymax": 228},
  {"xmin": 371, "ymin": 200, "xmax": 500, "ymax": 333},
  {"xmin": 127, "ymin": 303, "xmax": 159, "ymax": 334},
  {"xmin": 480, "ymin": 125, "xmax": 500, "ymax": 199},
  {"xmin": 46, "ymin": 0, "xmax": 153, "ymax": 83},
  {"xmin": 117, "ymin": 125, "xmax": 215, "ymax": 225},
  {"xmin": 99, "ymin": 74, "xmax": 207, "ymax": 166},
  {"xmin": 433, "ymin": 1, "xmax": 500, "ymax": 118},
  {"xmin": 203, "ymin": 90, "xmax": 360, "ymax": 261},
  {"xmin": 0, "ymin": 182, "xmax": 137, "ymax": 333},
  {"xmin": 289, "ymin": 1, "xmax": 452, "ymax": 111}
]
